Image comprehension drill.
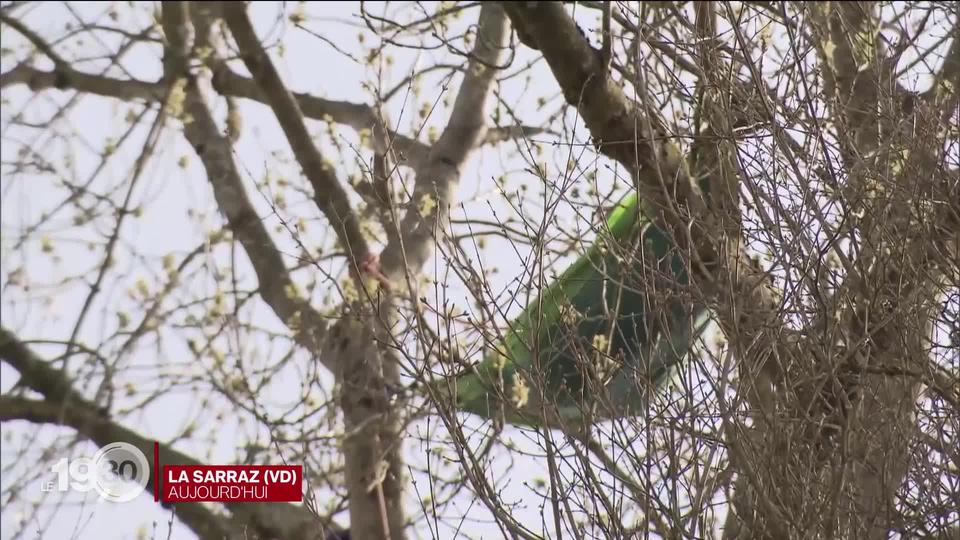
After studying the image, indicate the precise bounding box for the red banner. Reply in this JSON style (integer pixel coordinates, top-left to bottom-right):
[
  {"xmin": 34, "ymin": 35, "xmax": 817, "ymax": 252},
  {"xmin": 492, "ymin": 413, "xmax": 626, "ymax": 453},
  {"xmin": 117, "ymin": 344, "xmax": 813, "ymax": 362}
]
[{"xmin": 162, "ymin": 465, "xmax": 302, "ymax": 502}]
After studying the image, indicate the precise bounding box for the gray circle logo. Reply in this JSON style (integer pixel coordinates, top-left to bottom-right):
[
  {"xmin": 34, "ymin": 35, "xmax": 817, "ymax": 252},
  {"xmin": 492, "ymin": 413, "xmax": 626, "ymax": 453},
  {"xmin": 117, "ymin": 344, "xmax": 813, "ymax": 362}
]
[{"xmin": 92, "ymin": 442, "xmax": 149, "ymax": 502}]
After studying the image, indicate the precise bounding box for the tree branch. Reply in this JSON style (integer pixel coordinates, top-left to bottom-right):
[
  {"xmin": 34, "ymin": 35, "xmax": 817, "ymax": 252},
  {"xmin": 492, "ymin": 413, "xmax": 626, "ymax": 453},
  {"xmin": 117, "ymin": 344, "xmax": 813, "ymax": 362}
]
[
  {"xmin": 0, "ymin": 62, "xmax": 543, "ymax": 176},
  {"xmin": 0, "ymin": 326, "xmax": 341, "ymax": 540},
  {"xmin": 379, "ymin": 3, "xmax": 510, "ymax": 281},
  {"xmin": 327, "ymin": 6, "xmax": 510, "ymax": 540},
  {"xmin": 206, "ymin": 66, "xmax": 425, "ymax": 167},
  {"xmin": 0, "ymin": 10, "xmax": 69, "ymax": 67},
  {"xmin": 221, "ymin": 3, "xmax": 372, "ymax": 280},
  {"xmin": 167, "ymin": 6, "xmax": 336, "ymax": 372},
  {"xmin": 499, "ymin": 0, "xmax": 789, "ymax": 406}
]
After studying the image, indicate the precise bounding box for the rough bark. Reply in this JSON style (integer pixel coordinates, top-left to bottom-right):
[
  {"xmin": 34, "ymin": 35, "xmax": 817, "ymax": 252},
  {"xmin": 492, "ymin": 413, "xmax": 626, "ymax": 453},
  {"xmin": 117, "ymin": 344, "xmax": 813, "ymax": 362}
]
[
  {"xmin": 326, "ymin": 6, "xmax": 510, "ymax": 539},
  {"xmin": 503, "ymin": 2, "xmax": 958, "ymax": 538}
]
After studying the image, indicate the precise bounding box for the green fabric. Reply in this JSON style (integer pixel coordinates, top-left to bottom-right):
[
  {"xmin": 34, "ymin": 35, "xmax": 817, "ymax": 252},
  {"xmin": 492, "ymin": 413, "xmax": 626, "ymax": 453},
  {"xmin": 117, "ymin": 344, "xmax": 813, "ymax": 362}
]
[{"xmin": 452, "ymin": 190, "xmax": 712, "ymax": 427}]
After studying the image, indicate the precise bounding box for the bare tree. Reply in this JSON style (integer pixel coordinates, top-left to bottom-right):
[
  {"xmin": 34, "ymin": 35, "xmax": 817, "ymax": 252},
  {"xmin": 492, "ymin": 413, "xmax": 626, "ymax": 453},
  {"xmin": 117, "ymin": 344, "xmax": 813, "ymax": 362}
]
[{"xmin": 1, "ymin": 2, "xmax": 957, "ymax": 540}]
